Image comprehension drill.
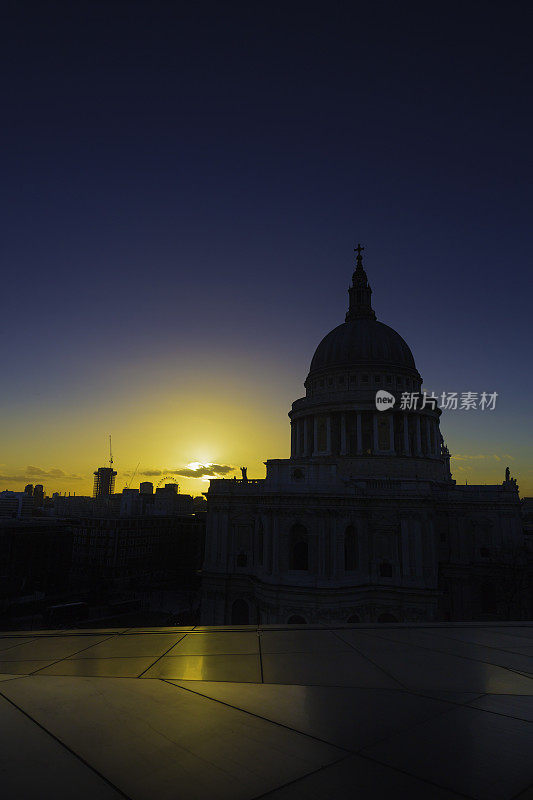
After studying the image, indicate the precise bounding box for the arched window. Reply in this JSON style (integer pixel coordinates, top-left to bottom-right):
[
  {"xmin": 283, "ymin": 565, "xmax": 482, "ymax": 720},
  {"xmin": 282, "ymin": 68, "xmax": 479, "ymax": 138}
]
[
  {"xmin": 347, "ymin": 614, "xmax": 360, "ymax": 623},
  {"xmin": 231, "ymin": 599, "xmax": 249, "ymax": 625},
  {"xmin": 481, "ymin": 582, "xmax": 497, "ymax": 614},
  {"xmin": 379, "ymin": 561, "xmax": 393, "ymax": 578},
  {"xmin": 344, "ymin": 526, "xmax": 358, "ymax": 571},
  {"xmin": 257, "ymin": 521, "xmax": 264, "ymax": 566},
  {"xmin": 289, "ymin": 524, "xmax": 309, "ymax": 570},
  {"xmin": 287, "ymin": 615, "xmax": 306, "ymax": 624},
  {"xmin": 378, "ymin": 613, "xmax": 398, "ymax": 623},
  {"xmin": 317, "ymin": 419, "xmax": 327, "ymax": 451}
]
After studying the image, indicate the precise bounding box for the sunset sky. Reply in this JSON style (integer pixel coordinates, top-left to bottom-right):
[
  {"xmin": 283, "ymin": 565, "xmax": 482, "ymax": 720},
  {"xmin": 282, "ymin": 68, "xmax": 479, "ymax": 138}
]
[{"xmin": 1, "ymin": 2, "xmax": 531, "ymax": 497}]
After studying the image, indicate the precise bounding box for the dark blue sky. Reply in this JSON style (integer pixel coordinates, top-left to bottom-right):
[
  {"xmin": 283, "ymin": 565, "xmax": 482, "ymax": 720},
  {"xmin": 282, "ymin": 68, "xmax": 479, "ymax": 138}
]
[{"xmin": 1, "ymin": 1, "xmax": 532, "ymax": 493}]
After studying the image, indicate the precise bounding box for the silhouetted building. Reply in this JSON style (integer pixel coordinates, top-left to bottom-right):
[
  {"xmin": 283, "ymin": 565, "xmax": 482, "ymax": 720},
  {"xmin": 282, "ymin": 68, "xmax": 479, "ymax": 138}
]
[
  {"xmin": 71, "ymin": 515, "xmax": 205, "ymax": 591},
  {"xmin": 33, "ymin": 484, "xmax": 45, "ymax": 507},
  {"xmin": 24, "ymin": 483, "xmax": 33, "ymax": 495},
  {"xmin": 202, "ymin": 252, "xmax": 528, "ymax": 624},
  {"xmin": 93, "ymin": 466, "xmax": 117, "ymax": 499},
  {"xmin": 140, "ymin": 481, "xmax": 154, "ymax": 494},
  {"xmin": 0, "ymin": 518, "xmax": 73, "ymax": 625},
  {"xmin": 0, "ymin": 491, "xmax": 34, "ymax": 519}
]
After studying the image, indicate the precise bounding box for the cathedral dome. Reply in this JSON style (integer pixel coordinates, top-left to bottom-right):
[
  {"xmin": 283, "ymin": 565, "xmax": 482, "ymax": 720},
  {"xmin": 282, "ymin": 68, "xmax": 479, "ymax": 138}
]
[{"xmin": 309, "ymin": 317, "xmax": 416, "ymax": 374}]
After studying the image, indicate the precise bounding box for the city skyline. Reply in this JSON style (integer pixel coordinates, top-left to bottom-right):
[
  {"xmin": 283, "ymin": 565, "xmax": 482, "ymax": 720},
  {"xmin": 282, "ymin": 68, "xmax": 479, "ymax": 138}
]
[{"xmin": 2, "ymin": 3, "xmax": 531, "ymax": 497}]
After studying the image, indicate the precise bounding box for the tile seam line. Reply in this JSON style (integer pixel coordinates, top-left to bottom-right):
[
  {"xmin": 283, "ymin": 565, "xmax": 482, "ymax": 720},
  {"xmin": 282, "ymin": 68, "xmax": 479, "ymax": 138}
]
[
  {"xmin": 28, "ymin": 633, "xmax": 120, "ymax": 676},
  {"xmin": 360, "ymin": 630, "xmax": 533, "ymax": 681},
  {"xmin": 247, "ymin": 754, "xmax": 353, "ymax": 800},
  {"xmin": 258, "ymin": 630, "xmax": 264, "ymax": 683},
  {"xmin": 368, "ymin": 627, "xmax": 533, "ymax": 663},
  {"xmin": 426, "ymin": 628, "xmax": 533, "ymax": 659},
  {"xmin": 161, "ymin": 679, "xmax": 352, "ymax": 753},
  {"xmin": 136, "ymin": 633, "xmax": 188, "ymax": 677},
  {"xmin": 354, "ymin": 750, "xmax": 477, "ymax": 800},
  {"xmin": 0, "ymin": 688, "xmax": 134, "ymax": 800},
  {"xmin": 331, "ymin": 630, "xmax": 408, "ymax": 689}
]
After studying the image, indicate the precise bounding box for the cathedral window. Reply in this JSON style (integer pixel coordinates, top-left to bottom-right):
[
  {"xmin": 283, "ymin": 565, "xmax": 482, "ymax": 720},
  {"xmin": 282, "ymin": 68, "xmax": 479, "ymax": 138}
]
[
  {"xmin": 257, "ymin": 522, "xmax": 264, "ymax": 566},
  {"xmin": 344, "ymin": 526, "xmax": 358, "ymax": 570},
  {"xmin": 317, "ymin": 419, "xmax": 327, "ymax": 451},
  {"xmin": 379, "ymin": 561, "xmax": 393, "ymax": 577},
  {"xmin": 378, "ymin": 417, "xmax": 390, "ymax": 450},
  {"xmin": 289, "ymin": 524, "xmax": 309, "ymax": 570},
  {"xmin": 481, "ymin": 582, "xmax": 497, "ymax": 614},
  {"xmin": 378, "ymin": 613, "xmax": 398, "ymax": 622},
  {"xmin": 231, "ymin": 599, "xmax": 249, "ymax": 625}
]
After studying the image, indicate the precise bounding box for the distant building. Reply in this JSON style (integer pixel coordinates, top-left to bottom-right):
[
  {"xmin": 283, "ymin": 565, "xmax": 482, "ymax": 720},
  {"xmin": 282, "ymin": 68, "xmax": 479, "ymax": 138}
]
[
  {"xmin": 193, "ymin": 496, "xmax": 207, "ymax": 512},
  {"xmin": 70, "ymin": 515, "xmax": 205, "ymax": 590},
  {"xmin": 154, "ymin": 485, "xmax": 193, "ymax": 515},
  {"xmin": 0, "ymin": 518, "xmax": 73, "ymax": 623},
  {"xmin": 140, "ymin": 482, "xmax": 154, "ymax": 494},
  {"xmin": 93, "ymin": 467, "xmax": 117, "ymax": 499},
  {"xmin": 0, "ymin": 491, "xmax": 34, "ymax": 519},
  {"xmin": 24, "ymin": 484, "xmax": 33, "ymax": 495},
  {"xmin": 33, "ymin": 484, "xmax": 45, "ymax": 507}
]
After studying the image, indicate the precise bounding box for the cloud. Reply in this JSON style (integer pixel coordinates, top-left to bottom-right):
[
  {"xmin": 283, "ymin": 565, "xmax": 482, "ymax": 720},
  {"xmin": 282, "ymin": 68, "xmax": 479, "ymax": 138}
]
[
  {"xmin": 171, "ymin": 464, "xmax": 235, "ymax": 478},
  {"xmin": 0, "ymin": 466, "xmax": 83, "ymax": 485},
  {"xmin": 137, "ymin": 464, "xmax": 236, "ymax": 480},
  {"xmin": 451, "ymin": 454, "xmax": 512, "ymax": 462},
  {"xmin": 137, "ymin": 470, "xmax": 164, "ymax": 477}
]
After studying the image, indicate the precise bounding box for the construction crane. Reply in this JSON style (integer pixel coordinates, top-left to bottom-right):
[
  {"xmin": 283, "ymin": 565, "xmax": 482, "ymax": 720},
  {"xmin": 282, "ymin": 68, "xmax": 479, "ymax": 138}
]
[
  {"xmin": 109, "ymin": 435, "xmax": 114, "ymax": 468},
  {"xmin": 125, "ymin": 462, "xmax": 140, "ymax": 491}
]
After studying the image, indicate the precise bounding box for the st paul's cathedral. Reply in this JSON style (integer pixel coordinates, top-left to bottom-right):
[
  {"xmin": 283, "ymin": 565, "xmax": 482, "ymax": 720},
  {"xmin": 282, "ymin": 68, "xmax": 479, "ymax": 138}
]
[{"xmin": 201, "ymin": 249, "xmax": 527, "ymax": 624}]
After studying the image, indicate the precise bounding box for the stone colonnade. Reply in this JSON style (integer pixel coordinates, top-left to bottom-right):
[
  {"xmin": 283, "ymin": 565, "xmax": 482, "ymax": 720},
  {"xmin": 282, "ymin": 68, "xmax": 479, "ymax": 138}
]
[{"xmin": 291, "ymin": 411, "xmax": 441, "ymax": 458}]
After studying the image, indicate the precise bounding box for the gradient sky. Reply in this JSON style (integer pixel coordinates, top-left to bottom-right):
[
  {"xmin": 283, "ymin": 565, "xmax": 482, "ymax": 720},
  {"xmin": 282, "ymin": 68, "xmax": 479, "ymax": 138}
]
[{"xmin": 1, "ymin": 1, "xmax": 532, "ymax": 497}]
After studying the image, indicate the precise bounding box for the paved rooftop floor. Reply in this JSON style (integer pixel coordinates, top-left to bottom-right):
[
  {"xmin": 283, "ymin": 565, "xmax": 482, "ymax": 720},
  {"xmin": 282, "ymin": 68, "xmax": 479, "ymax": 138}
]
[{"xmin": 0, "ymin": 623, "xmax": 532, "ymax": 800}]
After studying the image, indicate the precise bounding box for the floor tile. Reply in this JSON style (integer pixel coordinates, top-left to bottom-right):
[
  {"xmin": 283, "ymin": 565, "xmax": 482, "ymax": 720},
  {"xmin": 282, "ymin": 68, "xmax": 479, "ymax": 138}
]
[
  {"xmin": 0, "ymin": 636, "xmax": 36, "ymax": 652},
  {"xmin": 369, "ymin": 627, "xmax": 533, "ymax": 674},
  {"xmin": 337, "ymin": 631, "xmax": 533, "ymax": 693},
  {"xmin": 436, "ymin": 628, "xmax": 533, "ymax": 654},
  {"xmin": 262, "ymin": 651, "xmax": 400, "ymax": 688},
  {"xmin": 169, "ymin": 631, "xmax": 259, "ymax": 655},
  {"xmin": 468, "ymin": 694, "xmax": 533, "ymax": 722},
  {"xmin": 36, "ymin": 657, "xmax": 156, "ymax": 677},
  {"xmin": 0, "ymin": 660, "xmax": 59, "ymax": 674},
  {"xmin": 169, "ymin": 681, "xmax": 458, "ymax": 750},
  {"xmin": 0, "ymin": 675, "xmax": 344, "ymax": 800},
  {"xmin": 262, "ymin": 753, "xmax": 465, "ymax": 799},
  {"xmin": 70, "ymin": 633, "xmax": 186, "ymax": 658},
  {"xmin": 141, "ymin": 653, "xmax": 262, "ymax": 681},
  {"xmin": 0, "ymin": 694, "xmax": 122, "ymax": 799},
  {"xmin": 0, "ymin": 635, "xmax": 112, "ymax": 661},
  {"xmin": 362, "ymin": 705, "xmax": 533, "ymax": 800},
  {"xmin": 260, "ymin": 630, "xmax": 353, "ymax": 655}
]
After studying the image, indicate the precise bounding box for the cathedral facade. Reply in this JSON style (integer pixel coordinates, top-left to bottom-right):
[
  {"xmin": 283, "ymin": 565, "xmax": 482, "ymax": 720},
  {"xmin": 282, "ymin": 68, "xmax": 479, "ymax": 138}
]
[{"xmin": 201, "ymin": 251, "xmax": 526, "ymax": 624}]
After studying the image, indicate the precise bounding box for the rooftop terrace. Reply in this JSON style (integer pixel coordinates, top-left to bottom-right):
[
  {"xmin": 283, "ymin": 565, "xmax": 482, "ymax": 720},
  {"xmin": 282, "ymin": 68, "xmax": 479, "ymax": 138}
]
[{"xmin": 1, "ymin": 622, "xmax": 532, "ymax": 799}]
